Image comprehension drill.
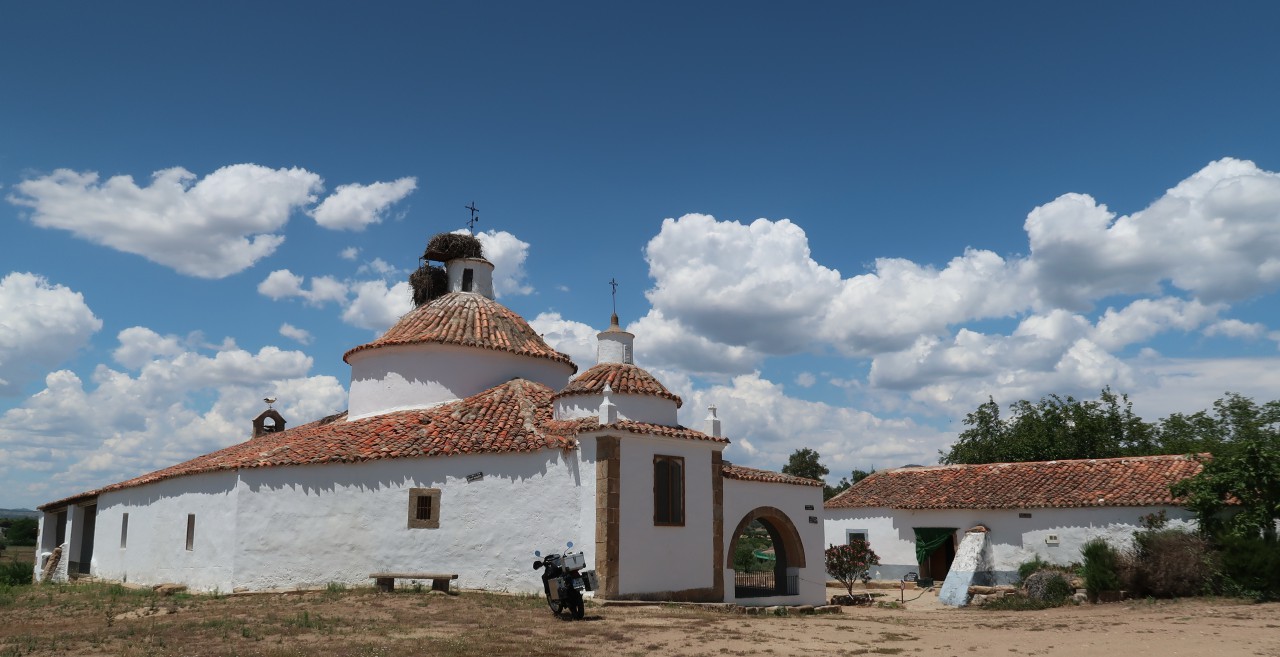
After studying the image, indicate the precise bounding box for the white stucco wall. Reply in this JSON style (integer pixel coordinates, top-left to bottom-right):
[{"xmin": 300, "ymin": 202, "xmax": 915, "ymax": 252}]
[
  {"xmin": 554, "ymin": 393, "xmax": 678, "ymax": 425},
  {"xmin": 348, "ymin": 343, "xmax": 574, "ymax": 420},
  {"xmin": 92, "ymin": 470, "xmax": 241, "ymax": 592},
  {"xmin": 824, "ymin": 505, "xmax": 1196, "ymax": 584},
  {"xmin": 723, "ymin": 478, "xmax": 826, "ymax": 606},
  {"xmin": 231, "ymin": 448, "xmax": 593, "ymax": 594},
  {"xmin": 613, "ymin": 436, "xmax": 718, "ymax": 596}
]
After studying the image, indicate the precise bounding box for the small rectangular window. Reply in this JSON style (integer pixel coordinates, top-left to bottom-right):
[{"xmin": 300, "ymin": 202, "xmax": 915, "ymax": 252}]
[
  {"xmin": 408, "ymin": 488, "xmax": 441, "ymax": 529},
  {"xmin": 461, "ymin": 268, "xmax": 474, "ymax": 292},
  {"xmin": 846, "ymin": 529, "xmax": 868, "ymax": 544},
  {"xmin": 185, "ymin": 514, "xmax": 195, "ymax": 551},
  {"xmin": 120, "ymin": 513, "xmax": 129, "ymax": 549},
  {"xmin": 654, "ymin": 455, "xmax": 685, "ymax": 526}
]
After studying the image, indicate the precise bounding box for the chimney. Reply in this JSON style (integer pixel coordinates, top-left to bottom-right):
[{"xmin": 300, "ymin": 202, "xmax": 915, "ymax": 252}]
[
  {"xmin": 704, "ymin": 405, "xmax": 721, "ymax": 438},
  {"xmin": 598, "ymin": 383, "xmax": 618, "ymax": 425}
]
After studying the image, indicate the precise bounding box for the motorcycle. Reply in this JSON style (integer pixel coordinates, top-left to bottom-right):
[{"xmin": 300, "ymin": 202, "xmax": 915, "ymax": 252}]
[{"xmin": 533, "ymin": 541, "xmax": 598, "ymax": 620}]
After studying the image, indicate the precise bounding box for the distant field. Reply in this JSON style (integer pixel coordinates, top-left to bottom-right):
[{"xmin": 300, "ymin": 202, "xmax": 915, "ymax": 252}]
[{"xmin": 0, "ymin": 547, "xmax": 34, "ymax": 565}]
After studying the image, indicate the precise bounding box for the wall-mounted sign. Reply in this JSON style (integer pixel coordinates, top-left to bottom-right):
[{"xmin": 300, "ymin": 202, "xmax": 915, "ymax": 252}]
[
  {"xmin": 804, "ymin": 504, "xmax": 814, "ymax": 510},
  {"xmin": 466, "ymin": 472, "xmax": 484, "ymax": 483},
  {"xmin": 808, "ymin": 515, "xmax": 818, "ymax": 524}
]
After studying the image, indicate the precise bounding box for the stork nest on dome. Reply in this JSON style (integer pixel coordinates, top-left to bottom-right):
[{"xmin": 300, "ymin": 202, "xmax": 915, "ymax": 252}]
[
  {"xmin": 409, "ymin": 263, "xmax": 448, "ymax": 307},
  {"xmin": 423, "ymin": 232, "xmax": 484, "ymax": 262}
]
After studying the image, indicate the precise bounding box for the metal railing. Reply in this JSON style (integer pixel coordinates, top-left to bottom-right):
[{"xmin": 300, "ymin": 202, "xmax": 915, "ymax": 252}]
[{"xmin": 734, "ymin": 571, "xmax": 799, "ymax": 597}]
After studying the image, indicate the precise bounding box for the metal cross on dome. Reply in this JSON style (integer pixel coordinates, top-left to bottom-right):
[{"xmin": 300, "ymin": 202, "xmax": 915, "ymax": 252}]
[
  {"xmin": 609, "ymin": 277, "xmax": 618, "ymax": 314},
  {"xmin": 465, "ymin": 202, "xmax": 480, "ymax": 235}
]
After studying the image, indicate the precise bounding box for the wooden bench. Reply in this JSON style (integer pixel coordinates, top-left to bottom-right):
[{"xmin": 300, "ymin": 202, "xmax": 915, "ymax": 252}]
[{"xmin": 369, "ymin": 572, "xmax": 458, "ymax": 593}]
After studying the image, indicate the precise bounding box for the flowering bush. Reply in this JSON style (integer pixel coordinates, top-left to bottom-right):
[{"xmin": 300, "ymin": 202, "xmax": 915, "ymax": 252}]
[{"xmin": 825, "ymin": 540, "xmax": 880, "ymax": 596}]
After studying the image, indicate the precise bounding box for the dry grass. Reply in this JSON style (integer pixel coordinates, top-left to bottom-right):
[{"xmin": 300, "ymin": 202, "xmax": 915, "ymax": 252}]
[
  {"xmin": 0, "ymin": 583, "xmax": 732, "ymax": 657},
  {"xmin": 2, "ymin": 583, "xmax": 1279, "ymax": 656},
  {"xmin": 0, "ymin": 547, "xmax": 34, "ymax": 565}
]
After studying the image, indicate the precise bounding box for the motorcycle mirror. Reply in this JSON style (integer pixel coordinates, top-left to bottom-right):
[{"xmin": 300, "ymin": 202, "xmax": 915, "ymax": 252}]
[
  {"xmin": 534, "ymin": 550, "xmax": 541, "ymax": 557},
  {"xmin": 566, "ymin": 541, "xmax": 573, "ymax": 549},
  {"xmin": 533, "ymin": 560, "xmax": 542, "ymax": 570}
]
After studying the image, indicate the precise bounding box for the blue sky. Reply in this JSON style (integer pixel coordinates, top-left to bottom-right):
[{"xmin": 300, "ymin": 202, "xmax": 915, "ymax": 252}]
[{"xmin": 4, "ymin": 2, "xmax": 1280, "ymax": 509}]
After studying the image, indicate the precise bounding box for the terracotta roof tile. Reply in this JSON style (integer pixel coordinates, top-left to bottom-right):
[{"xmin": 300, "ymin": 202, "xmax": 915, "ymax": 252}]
[
  {"xmin": 342, "ymin": 292, "xmax": 576, "ymax": 371},
  {"xmin": 824, "ymin": 454, "xmax": 1206, "ymax": 510},
  {"xmin": 40, "ymin": 379, "xmax": 573, "ymax": 511},
  {"xmin": 544, "ymin": 417, "xmax": 729, "ymax": 444},
  {"xmin": 39, "ymin": 379, "xmax": 728, "ymax": 511},
  {"xmin": 552, "ymin": 363, "xmax": 683, "ymax": 408},
  {"xmin": 721, "ymin": 463, "xmax": 823, "ymax": 487}
]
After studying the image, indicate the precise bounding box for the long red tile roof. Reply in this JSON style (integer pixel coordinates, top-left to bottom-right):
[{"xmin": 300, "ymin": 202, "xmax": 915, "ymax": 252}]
[
  {"xmin": 721, "ymin": 463, "xmax": 823, "ymax": 487},
  {"xmin": 552, "ymin": 362, "xmax": 683, "ymax": 407},
  {"xmin": 342, "ymin": 292, "xmax": 576, "ymax": 371},
  {"xmin": 41, "ymin": 379, "xmax": 572, "ymax": 510},
  {"xmin": 39, "ymin": 379, "xmax": 727, "ymax": 510},
  {"xmin": 824, "ymin": 454, "xmax": 1206, "ymax": 510}
]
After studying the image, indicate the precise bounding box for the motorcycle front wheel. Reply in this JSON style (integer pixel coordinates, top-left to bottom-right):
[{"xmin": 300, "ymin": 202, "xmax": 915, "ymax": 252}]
[{"xmin": 543, "ymin": 581, "xmax": 563, "ymax": 616}]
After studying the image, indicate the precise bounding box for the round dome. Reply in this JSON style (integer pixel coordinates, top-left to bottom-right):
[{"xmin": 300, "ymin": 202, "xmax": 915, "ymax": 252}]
[
  {"xmin": 554, "ymin": 362, "xmax": 682, "ymax": 407},
  {"xmin": 343, "ymin": 292, "xmax": 576, "ymax": 371}
]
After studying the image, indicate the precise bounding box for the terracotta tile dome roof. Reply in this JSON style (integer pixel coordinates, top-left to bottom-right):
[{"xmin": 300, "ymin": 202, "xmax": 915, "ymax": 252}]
[
  {"xmin": 552, "ymin": 362, "xmax": 682, "ymax": 408},
  {"xmin": 343, "ymin": 292, "xmax": 576, "ymax": 371}
]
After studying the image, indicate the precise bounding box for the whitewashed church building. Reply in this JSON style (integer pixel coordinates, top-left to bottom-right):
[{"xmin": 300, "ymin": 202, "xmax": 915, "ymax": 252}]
[{"xmin": 36, "ymin": 244, "xmax": 825, "ymax": 606}]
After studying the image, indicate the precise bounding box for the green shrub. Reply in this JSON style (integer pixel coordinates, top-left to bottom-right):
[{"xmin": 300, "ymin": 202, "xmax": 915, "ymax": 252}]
[
  {"xmin": 1080, "ymin": 539, "xmax": 1121, "ymax": 598},
  {"xmin": 1023, "ymin": 571, "xmax": 1071, "ymax": 605},
  {"xmin": 1216, "ymin": 535, "xmax": 1280, "ymax": 601},
  {"xmin": 825, "ymin": 541, "xmax": 881, "ymax": 597},
  {"xmin": 0, "ymin": 562, "xmax": 32, "ymax": 587},
  {"xmin": 1016, "ymin": 556, "xmax": 1052, "ymax": 583}
]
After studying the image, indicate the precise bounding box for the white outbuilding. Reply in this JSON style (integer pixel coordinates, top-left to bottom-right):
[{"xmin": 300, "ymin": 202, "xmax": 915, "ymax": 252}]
[
  {"xmin": 36, "ymin": 242, "xmax": 826, "ymax": 605},
  {"xmin": 823, "ymin": 455, "xmax": 1203, "ymax": 587}
]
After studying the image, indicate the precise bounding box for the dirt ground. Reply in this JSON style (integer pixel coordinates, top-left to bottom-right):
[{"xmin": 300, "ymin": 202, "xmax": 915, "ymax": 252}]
[{"xmin": 0, "ymin": 581, "xmax": 1277, "ymax": 656}]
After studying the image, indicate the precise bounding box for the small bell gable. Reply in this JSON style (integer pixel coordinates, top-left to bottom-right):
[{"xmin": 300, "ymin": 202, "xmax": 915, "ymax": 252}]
[{"xmin": 253, "ymin": 408, "xmax": 287, "ymax": 437}]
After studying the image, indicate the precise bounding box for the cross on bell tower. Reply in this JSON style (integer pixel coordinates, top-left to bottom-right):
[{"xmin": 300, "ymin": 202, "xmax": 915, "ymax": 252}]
[{"xmin": 465, "ymin": 202, "xmax": 480, "ymax": 235}]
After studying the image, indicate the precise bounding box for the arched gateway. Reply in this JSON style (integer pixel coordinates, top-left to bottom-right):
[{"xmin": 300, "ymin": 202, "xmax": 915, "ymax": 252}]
[{"xmin": 727, "ymin": 506, "xmax": 807, "ymax": 597}]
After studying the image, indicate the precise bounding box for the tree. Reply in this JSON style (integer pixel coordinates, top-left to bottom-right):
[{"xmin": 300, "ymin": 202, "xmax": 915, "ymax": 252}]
[
  {"xmin": 940, "ymin": 388, "xmax": 1155, "ymax": 464},
  {"xmin": 825, "ymin": 540, "xmax": 880, "ymax": 597},
  {"xmin": 781, "ymin": 448, "xmax": 850, "ymax": 500},
  {"xmin": 1170, "ymin": 393, "xmax": 1280, "ymax": 543},
  {"xmin": 826, "ymin": 469, "xmax": 876, "ymax": 500},
  {"xmin": 4, "ymin": 518, "xmax": 37, "ymax": 546},
  {"xmin": 781, "ymin": 448, "xmax": 828, "ymax": 481}
]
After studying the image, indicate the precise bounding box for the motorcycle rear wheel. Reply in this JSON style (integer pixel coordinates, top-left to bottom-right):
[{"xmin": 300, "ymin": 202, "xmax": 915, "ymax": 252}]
[{"xmin": 568, "ymin": 593, "xmax": 585, "ymax": 620}]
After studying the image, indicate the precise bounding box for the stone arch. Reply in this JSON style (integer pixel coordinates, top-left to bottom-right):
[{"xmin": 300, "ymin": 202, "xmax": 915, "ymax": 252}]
[{"xmin": 727, "ymin": 506, "xmax": 806, "ymax": 597}]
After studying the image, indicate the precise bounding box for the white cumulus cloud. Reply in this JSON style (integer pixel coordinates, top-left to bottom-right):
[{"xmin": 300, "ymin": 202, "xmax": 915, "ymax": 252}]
[
  {"xmin": 342, "ymin": 280, "xmax": 413, "ymax": 332},
  {"xmin": 279, "ymin": 323, "xmax": 313, "ymax": 345},
  {"xmin": 8, "ymin": 165, "xmax": 323, "ymax": 278},
  {"xmin": 473, "ymin": 229, "xmax": 534, "ymax": 297},
  {"xmin": 0, "ymin": 272, "xmax": 103, "ymax": 395},
  {"xmin": 310, "ymin": 177, "xmax": 417, "ymax": 231},
  {"xmin": 257, "ymin": 270, "xmax": 349, "ymax": 306},
  {"xmin": 0, "ymin": 329, "xmax": 346, "ymax": 500}
]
